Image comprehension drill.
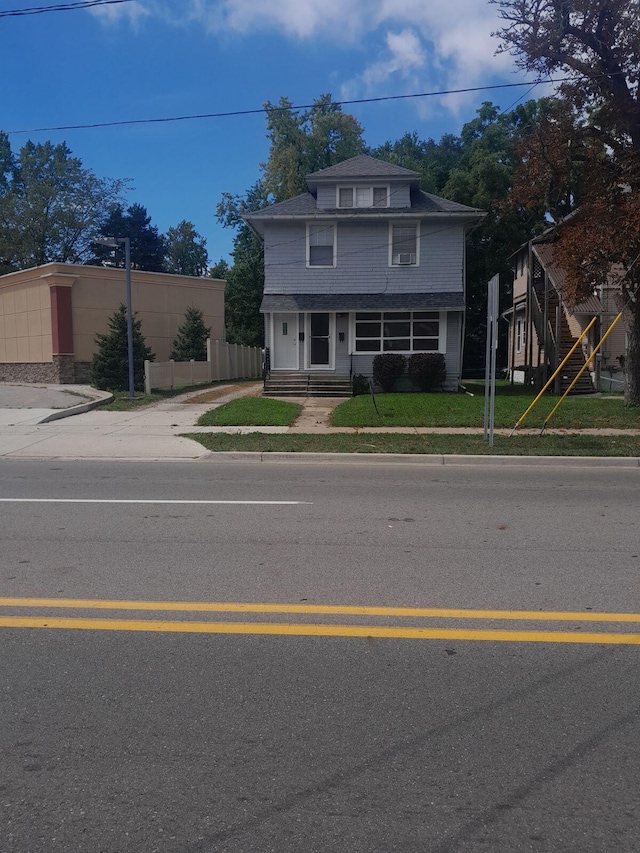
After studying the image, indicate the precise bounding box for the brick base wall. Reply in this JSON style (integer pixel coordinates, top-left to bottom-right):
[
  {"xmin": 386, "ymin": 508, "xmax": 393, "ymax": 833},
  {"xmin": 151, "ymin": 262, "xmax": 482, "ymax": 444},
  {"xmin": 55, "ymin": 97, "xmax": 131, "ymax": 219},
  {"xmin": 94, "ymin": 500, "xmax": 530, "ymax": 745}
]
[
  {"xmin": 0, "ymin": 360, "xmax": 92, "ymax": 384},
  {"xmin": 0, "ymin": 363, "xmax": 57, "ymax": 382}
]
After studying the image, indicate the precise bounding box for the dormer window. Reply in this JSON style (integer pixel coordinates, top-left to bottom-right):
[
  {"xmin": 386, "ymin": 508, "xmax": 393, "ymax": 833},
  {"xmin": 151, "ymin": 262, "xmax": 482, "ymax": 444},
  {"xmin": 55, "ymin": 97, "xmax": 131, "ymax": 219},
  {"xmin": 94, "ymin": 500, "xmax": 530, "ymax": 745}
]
[{"xmin": 337, "ymin": 186, "xmax": 389, "ymax": 208}]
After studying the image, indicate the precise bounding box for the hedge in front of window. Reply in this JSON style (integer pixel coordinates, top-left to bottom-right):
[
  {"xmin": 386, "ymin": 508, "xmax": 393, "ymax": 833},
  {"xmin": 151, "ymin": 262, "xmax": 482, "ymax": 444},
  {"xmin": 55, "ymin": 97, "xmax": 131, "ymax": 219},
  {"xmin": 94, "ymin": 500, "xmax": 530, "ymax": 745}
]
[
  {"xmin": 407, "ymin": 353, "xmax": 447, "ymax": 392},
  {"xmin": 373, "ymin": 353, "xmax": 406, "ymax": 393}
]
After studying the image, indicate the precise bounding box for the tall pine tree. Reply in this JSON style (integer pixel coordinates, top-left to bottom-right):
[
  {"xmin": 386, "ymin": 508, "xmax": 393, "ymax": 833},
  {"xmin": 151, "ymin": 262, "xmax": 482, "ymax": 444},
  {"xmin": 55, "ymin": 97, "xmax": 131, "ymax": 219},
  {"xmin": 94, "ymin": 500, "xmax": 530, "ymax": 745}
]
[{"xmin": 90, "ymin": 304, "xmax": 154, "ymax": 391}]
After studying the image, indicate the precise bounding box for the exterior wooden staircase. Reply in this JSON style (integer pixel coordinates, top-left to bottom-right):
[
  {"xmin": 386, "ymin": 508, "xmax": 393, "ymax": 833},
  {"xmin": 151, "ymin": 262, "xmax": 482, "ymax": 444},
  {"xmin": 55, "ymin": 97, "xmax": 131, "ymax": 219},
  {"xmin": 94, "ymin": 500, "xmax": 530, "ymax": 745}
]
[
  {"xmin": 530, "ymin": 285, "xmax": 595, "ymax": 395},
  {"xmin": 263, "ymin": 372, "xmax": 352, "ymax": 398}
]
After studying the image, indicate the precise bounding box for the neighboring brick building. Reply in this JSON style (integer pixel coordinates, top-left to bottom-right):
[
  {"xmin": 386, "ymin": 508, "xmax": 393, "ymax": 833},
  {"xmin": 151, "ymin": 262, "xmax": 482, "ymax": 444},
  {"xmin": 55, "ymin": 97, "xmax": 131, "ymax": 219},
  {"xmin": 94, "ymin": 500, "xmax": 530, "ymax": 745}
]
[{"xmin": 0, "ymin": 263, "xmax": 225, "ymax": 383}]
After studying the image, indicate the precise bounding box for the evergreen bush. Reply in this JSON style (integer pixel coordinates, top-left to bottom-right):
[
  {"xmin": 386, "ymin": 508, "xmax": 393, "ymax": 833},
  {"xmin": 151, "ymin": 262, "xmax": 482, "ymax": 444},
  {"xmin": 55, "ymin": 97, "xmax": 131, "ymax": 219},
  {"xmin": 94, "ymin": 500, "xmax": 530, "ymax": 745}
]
[
  {"xmin": 372, "ymin": 353, "xmax": 406, "ymax": 393},
  {"xmin": 90, "ymin": 303, "xmax": 154, "ymax": 391},
  {"xmin": 170, "ymin": 306, "xmax": 211, "ymax": 361},
  {"xmin": 408, "ymin": 353, "xmax": 447, "ymax": 391}
]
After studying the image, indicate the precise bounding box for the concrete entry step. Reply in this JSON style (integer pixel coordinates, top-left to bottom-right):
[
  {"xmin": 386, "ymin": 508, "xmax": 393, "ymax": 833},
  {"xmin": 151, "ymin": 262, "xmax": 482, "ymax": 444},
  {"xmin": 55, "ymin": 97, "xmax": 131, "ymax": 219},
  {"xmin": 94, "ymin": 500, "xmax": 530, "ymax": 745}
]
[{"xmin": 263, "ymin": 373, "xmax": 352, "ymax": 398}]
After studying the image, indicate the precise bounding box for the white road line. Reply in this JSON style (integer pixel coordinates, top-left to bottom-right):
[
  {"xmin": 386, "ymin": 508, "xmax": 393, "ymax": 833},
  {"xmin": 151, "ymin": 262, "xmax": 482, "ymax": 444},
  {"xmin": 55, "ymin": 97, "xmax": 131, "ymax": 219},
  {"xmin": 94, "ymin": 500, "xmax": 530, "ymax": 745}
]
[{"xmin": 0, "ymin": 498, "xmax": 312, "ymax": 505}]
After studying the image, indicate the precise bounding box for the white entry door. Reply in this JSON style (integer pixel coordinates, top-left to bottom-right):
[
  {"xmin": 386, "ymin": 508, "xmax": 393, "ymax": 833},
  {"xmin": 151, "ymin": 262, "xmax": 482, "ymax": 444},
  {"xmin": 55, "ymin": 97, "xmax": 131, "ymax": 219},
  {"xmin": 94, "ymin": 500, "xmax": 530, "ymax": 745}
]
[{"xmin": 272, "ymin": 313, "xmax": 298, "ymax": 369}]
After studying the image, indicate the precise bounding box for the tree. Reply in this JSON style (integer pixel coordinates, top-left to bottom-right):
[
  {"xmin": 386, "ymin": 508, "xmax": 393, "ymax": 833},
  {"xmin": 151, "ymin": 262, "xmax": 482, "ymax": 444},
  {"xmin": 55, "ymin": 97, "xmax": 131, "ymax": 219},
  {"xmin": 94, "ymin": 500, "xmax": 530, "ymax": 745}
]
[
  {"xmin": 90, "ymin": 203, "xmax": 165, "ymax": 271},
  {"xmin": 170, "ymin": 306, "xmax": 210, "ymax": 361},
  {"xmin": 262, "ymin": 93, "xmax": 366, "ymax": 201},
  {"xmin": 0, "ymin": 137, "xmax": 126, "ymax": 274},
  {"xmin": 90, "ymin": 303, "xmax": 154, "ymax": 391},
  {"xmin": 492, "ymin": 0, "xmax": 640, "ymax": 404},
  {"xmin": 209, "ymin": 258, "xmax": 230, "ymax": 279},
  {"xmin": 216, "ymin": 181, "xmax": 270, "ymax": 347},
  {"xmin": 165, "ymin": 220, "xmax": 208, "ymax": 276}
]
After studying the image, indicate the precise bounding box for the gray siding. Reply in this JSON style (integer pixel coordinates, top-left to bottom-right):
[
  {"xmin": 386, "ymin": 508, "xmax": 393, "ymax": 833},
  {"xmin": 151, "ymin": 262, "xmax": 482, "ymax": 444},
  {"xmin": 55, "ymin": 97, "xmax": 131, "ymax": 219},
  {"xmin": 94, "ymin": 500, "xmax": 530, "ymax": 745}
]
[
  {"xmin": 316, "ymin": 181, "xmax": 412, "ymax": 209},
  {"xmin": 263, "ymin": 220, "xmax": 465, "ymax": 296}
]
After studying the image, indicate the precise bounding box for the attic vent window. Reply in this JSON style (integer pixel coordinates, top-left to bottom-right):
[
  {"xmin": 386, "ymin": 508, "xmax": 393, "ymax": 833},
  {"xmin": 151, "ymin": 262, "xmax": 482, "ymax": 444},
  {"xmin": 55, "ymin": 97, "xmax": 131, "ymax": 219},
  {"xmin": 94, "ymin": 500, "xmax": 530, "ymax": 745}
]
[{"xmin": 337, "ymin": 186, "xmax": 389, "ymax": 208}]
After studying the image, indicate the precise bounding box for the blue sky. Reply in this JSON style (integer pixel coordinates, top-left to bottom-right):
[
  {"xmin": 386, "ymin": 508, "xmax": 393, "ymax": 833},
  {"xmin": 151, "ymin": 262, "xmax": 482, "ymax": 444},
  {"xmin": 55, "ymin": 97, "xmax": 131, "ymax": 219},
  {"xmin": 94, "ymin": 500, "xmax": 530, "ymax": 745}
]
[{"xmin": 2, "ymin": 0, "xmax": 536, "ymax": 265}]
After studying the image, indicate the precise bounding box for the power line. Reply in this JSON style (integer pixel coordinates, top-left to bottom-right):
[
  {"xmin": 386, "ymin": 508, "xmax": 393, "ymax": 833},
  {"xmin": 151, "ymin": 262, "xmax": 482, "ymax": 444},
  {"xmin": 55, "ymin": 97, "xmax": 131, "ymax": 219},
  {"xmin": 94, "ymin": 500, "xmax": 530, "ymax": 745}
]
[
  {"xmin": 0, "ymin": 0, "xmax": 132, "ymax": 17},
  {"xmin": 4, "ymin": 73, "xmax": 614, "ymax": 136}
]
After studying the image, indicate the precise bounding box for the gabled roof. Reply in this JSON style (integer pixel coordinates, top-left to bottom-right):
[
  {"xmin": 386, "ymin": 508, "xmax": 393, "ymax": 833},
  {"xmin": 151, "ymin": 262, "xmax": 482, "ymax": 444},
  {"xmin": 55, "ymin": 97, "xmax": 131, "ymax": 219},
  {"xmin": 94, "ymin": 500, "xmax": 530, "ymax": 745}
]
[{"xmin": 306, "ymin": 154, "xmax": 421, "ymax": 182}]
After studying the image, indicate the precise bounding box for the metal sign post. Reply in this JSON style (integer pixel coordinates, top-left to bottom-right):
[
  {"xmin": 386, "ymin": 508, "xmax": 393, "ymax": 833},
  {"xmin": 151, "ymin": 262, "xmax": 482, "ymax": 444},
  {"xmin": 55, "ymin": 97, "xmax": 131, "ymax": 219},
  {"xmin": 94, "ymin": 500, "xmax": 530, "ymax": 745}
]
[{"xmin": 484, "ymin": 275, "xmax": 499, "ymax": 447}]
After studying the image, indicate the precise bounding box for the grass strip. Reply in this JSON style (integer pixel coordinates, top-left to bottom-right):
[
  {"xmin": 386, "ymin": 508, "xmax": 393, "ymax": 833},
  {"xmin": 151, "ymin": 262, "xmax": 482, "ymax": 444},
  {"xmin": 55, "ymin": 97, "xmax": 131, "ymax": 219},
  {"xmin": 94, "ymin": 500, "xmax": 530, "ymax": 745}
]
[
  {"xmin": 332, "ymin": 387, "xmax": 639, "ymax": 430},
  {"xmin": 182, "ymin": 432, "xmax": 640, "ymax": 457},
  {"xmin": 197, "ymin": 398, "xmax": 302, "ymax": 427}
]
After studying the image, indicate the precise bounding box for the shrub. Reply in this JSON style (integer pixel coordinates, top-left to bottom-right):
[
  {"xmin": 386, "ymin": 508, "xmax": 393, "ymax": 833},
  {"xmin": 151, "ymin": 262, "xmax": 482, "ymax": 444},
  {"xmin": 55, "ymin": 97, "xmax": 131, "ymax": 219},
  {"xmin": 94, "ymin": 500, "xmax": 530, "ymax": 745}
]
[
  {"xmin": 170, "ymin": 306, "xmax": 211, "ymax": 361},
  {"xmin": 373, "ymin": 353, "xmax": 406, "ymax": 393},
  {"xmin": 408, "ymin": 353, "xmax": 447, "ymax": 392},
  {"xmin": 351, "ymin": 374, "xmax": 370, "ymax": 396},
  {"xmin": 90, "ymin": 303, "xmax": 154, "ymax": 391}
]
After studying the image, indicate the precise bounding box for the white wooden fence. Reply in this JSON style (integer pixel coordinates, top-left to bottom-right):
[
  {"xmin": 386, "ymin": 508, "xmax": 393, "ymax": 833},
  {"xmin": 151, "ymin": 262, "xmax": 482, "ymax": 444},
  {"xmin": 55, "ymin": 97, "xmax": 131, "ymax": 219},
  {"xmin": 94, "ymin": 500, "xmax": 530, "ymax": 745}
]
[{"xmin": 144, "ymin": 340, "xmax": 262, "ymax": 394}]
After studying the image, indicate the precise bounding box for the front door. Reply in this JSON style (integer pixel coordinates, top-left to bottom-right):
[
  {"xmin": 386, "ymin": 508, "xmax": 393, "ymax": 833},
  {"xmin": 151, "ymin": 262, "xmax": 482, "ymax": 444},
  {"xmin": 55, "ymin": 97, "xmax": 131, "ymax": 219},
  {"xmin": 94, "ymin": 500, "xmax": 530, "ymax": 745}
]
[
  {"xmin": 308, "ymin": 313, "xmax": 333, "ymax": 369},
  {"xmin": 272, "ymin": 313, "xmax": 298, "ymax": 369}
]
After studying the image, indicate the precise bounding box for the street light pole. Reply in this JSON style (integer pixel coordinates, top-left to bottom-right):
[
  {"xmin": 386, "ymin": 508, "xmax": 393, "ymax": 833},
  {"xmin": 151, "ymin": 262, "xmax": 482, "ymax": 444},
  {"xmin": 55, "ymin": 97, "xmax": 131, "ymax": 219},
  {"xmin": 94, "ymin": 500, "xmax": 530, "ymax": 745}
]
[
  {"xmin": 94, "ymin": 235, "xmax": 135, "ymax": 399},
  {"xmin": 123, "ymin": 237, "xmax": 134, "ymax": 399}
]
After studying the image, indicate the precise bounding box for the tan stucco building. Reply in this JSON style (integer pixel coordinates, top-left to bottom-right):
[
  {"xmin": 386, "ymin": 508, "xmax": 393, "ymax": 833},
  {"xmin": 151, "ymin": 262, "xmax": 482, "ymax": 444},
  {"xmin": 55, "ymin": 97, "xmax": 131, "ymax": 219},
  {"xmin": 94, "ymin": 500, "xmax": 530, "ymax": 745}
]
[{"xmin": 0, "ymin": 263, "xmax": 225, "ymax": 383}]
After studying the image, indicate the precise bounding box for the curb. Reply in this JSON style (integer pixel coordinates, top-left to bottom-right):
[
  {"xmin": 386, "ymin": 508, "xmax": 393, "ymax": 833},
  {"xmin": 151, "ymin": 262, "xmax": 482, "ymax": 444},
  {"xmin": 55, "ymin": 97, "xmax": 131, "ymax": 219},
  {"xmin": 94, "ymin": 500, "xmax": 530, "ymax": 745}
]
[
  {"xmin": 202, "ymin": 451, "xmax": 640, "ymax": 468},
  {"xmin": 37, "ymin": 390, "xmax": 114, "ymax": 424}
]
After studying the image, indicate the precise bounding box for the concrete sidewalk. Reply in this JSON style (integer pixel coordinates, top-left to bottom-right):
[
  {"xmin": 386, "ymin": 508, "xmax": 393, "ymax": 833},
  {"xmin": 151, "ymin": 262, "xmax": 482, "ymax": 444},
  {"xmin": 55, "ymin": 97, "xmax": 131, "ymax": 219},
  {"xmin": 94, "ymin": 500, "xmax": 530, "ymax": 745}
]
[
  {"xmin": 0, "ymin": 383, "xmax": 270, "ymax": 460},
  {"xmin": 0, "ymin": 385, "xmax": 638, "ymax": 461}
]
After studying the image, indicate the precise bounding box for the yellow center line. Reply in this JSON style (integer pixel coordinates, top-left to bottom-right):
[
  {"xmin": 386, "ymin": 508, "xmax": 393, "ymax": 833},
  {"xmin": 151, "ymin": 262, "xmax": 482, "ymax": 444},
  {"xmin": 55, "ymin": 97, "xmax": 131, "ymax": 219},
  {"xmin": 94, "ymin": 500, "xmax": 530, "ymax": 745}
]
[
  {"xmin": 1, "ymin": 616, "xmax": 640, "ymax": 644},
  {"xmin": 0, "ymin": 597, "xmax": 639, "ymax": 623}
]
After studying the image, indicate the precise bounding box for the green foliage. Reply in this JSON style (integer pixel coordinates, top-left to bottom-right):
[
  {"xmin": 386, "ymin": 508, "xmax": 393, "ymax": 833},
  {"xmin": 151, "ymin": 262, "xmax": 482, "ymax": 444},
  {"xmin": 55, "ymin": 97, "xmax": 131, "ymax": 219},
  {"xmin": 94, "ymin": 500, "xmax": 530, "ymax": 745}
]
[
  {"xmin": 0, "ymin": 137, "xmax": 127, "ymax": 274},
  {"xmin": 170, "ymin": 306, "xmax": 210, "ymax": 361},
  {"xmin": 373, "ymin": 353, "xmax": 406, "ymax": 393},
  {"xmin": 90, "ymin": 203, "xmax": 165, "ymax": 271},
  {"xmin": 90, "ymin": 303, "xmax": 154, "ymax": 392},
  {"xmin": 217, "ymin": 182, "xmax": 270, "ymax": 346},
  {"xmin": 262, "ymin": 93, "xmax": 366, "ymax": 202},
  {"xmin": 164, "ymin": 220, "xmax": 208, "ymax": 276},
  {"xmin": 351, "ymin": 374, "xmax": 370, "ymax": 396},
  {"xmin": 209, "ymin": 258, "xmax": 230, "ymax": 279},
  {"xmin": 407, "ymin": 353, "xmax": 447, "ymax": 391}
]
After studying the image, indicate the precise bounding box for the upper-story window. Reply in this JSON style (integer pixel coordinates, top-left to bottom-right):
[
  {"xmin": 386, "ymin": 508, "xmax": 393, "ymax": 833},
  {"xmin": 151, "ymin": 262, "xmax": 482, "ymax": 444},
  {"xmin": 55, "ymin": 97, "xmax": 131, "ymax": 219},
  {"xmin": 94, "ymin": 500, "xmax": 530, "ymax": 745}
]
[
  {"xmin": 307, "ymin": 222, "xmax": 336, "ymax": 267},
  {"xmin": 337, "ymin": 186, "xmax": 389, "ymax": 208},
  {"xmin": 390, "ymin": 223, "xmax": 419, "ymax": 266}
]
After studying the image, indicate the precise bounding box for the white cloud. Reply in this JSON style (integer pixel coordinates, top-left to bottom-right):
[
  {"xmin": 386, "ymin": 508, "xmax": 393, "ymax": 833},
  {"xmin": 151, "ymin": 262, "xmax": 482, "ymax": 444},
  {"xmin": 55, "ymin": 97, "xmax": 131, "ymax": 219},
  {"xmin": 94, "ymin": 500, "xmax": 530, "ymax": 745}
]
[
  {"xmin": 90, "ymin": 0, "xmax": 151, "ymax": 27},
  {"xmin": 92, "ymin": 0, "xmax": 525, "ymax": 118}
]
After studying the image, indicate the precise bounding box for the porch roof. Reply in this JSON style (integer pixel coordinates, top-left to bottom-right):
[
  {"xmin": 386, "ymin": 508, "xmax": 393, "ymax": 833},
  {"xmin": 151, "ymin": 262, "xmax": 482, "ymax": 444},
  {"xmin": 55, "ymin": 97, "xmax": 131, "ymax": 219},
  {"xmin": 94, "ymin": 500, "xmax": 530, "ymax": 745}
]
[{"xmin": 260, "ymin": 292, "xmax": 465, "ymax": 312}]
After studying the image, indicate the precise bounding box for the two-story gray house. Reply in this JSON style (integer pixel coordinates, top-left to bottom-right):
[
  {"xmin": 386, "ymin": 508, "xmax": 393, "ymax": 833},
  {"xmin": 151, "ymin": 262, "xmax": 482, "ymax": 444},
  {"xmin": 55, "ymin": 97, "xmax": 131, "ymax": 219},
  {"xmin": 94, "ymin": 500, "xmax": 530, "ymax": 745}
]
[{"xmin": 244, "ymin": 154, "xmax": 485, "ymax": 394}]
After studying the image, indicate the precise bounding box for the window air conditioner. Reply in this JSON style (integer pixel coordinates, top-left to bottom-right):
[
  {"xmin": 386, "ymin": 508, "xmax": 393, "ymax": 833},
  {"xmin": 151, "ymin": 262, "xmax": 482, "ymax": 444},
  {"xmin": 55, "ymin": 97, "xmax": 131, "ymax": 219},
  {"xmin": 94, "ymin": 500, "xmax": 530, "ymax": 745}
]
[{"xmin": 395, "ymin": 253, "xmax": 416, "ymax": 265}]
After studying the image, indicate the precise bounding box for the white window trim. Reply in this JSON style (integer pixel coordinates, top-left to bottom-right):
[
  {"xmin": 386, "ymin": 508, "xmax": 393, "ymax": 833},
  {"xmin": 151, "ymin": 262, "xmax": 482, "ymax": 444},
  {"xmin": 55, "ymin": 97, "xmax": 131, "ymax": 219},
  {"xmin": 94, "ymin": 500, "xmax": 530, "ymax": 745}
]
[
  {"xmin": 306, "ymin": 221, "xmax": 337, "ymax": 268},
  {"xmin": 349, "ymin": 310, "xmax": 446, "ymax": 354},
  {"xmin": 389, "ymin": 221, "xmax": 420, "ymax": 267},
  {"xmin": 336, "ymin": 184, "xmax": 390, "ymax": 209}
]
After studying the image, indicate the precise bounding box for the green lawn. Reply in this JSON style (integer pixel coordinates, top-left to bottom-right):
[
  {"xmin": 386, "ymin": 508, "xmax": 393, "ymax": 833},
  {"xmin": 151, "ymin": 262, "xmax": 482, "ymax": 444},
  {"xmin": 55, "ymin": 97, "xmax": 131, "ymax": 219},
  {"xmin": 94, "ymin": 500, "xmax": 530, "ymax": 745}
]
[
  {"xmin": 197, "ymin": 397, "xmax": 302, "ymax": 427},
  {"xmin": 183, "ymin": 432, "xmax": 640, "ymax": 457},
  {"xmin": 331, "ymin": 382, "xmax": 639, "ymax": 430}
]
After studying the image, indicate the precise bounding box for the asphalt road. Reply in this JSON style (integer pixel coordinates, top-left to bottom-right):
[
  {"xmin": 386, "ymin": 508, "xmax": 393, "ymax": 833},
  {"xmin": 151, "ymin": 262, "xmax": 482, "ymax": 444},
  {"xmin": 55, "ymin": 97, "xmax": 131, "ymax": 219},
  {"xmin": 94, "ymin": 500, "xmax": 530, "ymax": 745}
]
[{"xmin": 1, "ymin": 459, "xmax": 639, "ymax": 852}]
